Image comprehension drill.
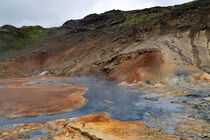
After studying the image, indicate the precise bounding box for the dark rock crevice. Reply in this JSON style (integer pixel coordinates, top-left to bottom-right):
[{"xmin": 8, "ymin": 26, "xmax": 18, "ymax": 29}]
[{"xmin": 70, "ymin": 126, "xmax": 104, "ymax": 140}]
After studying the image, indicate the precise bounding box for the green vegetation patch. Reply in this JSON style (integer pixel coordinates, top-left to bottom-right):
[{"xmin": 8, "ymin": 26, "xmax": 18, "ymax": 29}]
[
  {"xmin": 58, "ymin": 73, "xmax": 66, "ymax": 77},
  {"xmin": 119, "ymin": 12, "xmax": 161, "ymax": 29},
  {"xmin": 0, "ymin": 25, "xmax": 48, "ymax": 52}
]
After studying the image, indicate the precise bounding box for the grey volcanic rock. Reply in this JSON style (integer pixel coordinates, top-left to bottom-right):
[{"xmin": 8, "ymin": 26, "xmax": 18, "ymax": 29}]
[{"xmin": 62, "ymin": 10, "xmax": 126, "ymax": 32}]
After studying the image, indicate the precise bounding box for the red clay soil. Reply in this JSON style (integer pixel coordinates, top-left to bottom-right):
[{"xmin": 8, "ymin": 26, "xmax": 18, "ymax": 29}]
[
  {"xmin": 60, "ymin": 113, "xmax": 181, "ymax": 140},
  {"xmin": 18, "ymin": 52, "xmax": 48, "ymax": 72},
  {"xmin": 0, "ymin": 113, "xmax": 185, "ymax": 140},
  {"xmin": 0, "ymin": 77, "xmax": 88, "ymax": 119},
  {"xmin": 0, "ymin": 52, "xmax": 48, "ymax": 78},
  {"xmin": 111, "ymin": 50, "xmax": 164, "ymax": 83},
  {"xmin": 0, "ymin": 61, "xmax": 27, "ymax": 78},
  {"xmin": 0, "ymin": 76, "xmax": 68, "ymax": 86}
]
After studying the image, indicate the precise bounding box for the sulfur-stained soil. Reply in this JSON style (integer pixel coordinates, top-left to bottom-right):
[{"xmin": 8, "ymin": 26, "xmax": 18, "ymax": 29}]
[
  {"xmin": 0, "ymin": 113, "xmax": 183, "ymax": 140},
  {"xmin": 0, "ymin": 77, "xmax": 88, "ymax": 119},
  {"xmin": 0, "ymin": 76, "xmax": 208, "ymax": 139}
]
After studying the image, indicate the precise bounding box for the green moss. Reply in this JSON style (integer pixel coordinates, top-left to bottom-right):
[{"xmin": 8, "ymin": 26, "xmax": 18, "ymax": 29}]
[
  {"xmin": 119, "ymin": 13, "xmax": 161, "ymax": 29},
  {"xmin": 168, "ymin": 0, "xmax": 205, "ymax": 17},
  {"xmin": 0, "ymin": 28, "xmax": 10, "ymax": 33},
  {"xmin": 0, "ymin": 26, "xmax": 48, "ymax": 52},
  {"xmin": 58, "ymin": 73, "xmax": 66, "ymax": 77},
  {"xmin": 116, "ymin": 0, "xmax": 203, "ymax": 30}
]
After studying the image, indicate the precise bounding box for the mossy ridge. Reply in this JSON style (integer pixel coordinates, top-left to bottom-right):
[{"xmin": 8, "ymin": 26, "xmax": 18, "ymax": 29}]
[
  {"xmin": 120, "ymin": 12, "xmax": 161, "ymax": 28},
  {"xmin": 0, "ymin": 25, "xmax": 48, "ymax": 52},
  {"xmin": 115, "ymin": 0, "xmax": 207, "ymax": 30},
  {"xmin": 115, "ymin": 6, "xmax": 171, "ymax": 30},
  {"xmin": 167, "ymin": 0, "xmax": 209, "ymax": 17}
]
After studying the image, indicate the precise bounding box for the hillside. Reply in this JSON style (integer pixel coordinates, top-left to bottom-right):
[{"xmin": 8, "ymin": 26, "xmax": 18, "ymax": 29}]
[{"xmin": 0, "ymin": 0, "xmax": 209, "ymax": 82}]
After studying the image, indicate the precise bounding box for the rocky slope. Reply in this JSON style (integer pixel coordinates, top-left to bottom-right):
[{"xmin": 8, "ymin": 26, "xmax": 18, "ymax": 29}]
[{"xmin": 0, "ymin": 0, "xmax": 209, "ymax": 83}]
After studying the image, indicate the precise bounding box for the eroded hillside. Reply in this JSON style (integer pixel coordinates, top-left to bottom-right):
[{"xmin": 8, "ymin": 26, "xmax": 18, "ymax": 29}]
[{"xmin": 0, "ymin": 0, "xmax": 209, "ymax": 82}]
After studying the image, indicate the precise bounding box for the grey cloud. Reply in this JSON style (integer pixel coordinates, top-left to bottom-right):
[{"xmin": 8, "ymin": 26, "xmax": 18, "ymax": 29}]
[{"xmin": 0, "ymin": 0, "xmax": 193, "ymax": 27}]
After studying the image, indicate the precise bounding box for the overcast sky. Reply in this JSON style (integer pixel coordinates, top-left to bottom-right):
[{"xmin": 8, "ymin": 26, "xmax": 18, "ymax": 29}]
[{"xmin": 0, "ymin": 0, "xmax": 193, "ymax": 28}]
